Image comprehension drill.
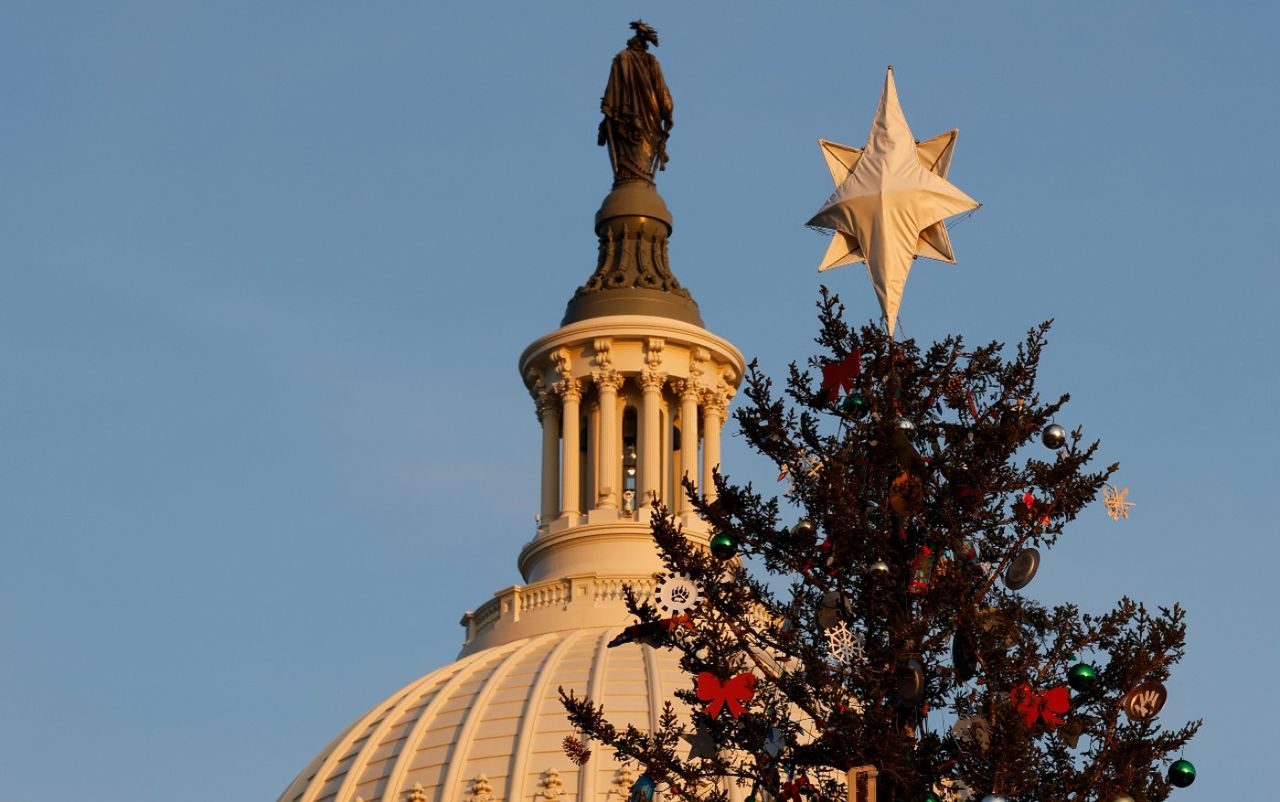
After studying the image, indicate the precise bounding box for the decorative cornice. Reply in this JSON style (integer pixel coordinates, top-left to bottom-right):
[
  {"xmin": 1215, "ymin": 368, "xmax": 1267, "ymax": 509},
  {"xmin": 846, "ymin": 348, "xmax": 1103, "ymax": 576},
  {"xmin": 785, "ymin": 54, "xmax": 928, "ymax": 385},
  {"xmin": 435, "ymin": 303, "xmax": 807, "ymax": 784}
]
[
  {"xmin": 645, "ymin": 337, "xmax": 665, "ymax": 368},
  {"xmin": 592, "ymin": 338, "xmax": 613, "ymax": 369},
  {"xmin": 688, "ymin": 347, "xmax": 710, "ymax": 379},
  {"xmin": 551, "ymin": 347, "xmax": 572, "ymax": 378}
]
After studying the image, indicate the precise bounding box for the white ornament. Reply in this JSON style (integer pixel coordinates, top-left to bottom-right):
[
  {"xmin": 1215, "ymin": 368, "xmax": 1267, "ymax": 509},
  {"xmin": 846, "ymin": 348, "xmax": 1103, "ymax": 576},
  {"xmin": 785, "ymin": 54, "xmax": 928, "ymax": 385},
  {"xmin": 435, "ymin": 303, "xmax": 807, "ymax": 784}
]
[
  {"xmin": 826, "ymin": 620, "xmax": 865, "ymax": 664},
  {"xmin": 806, "ymin": 67, "xmax": 979, "ymax": 336},
  {"xmin": 654, "ymin": 573, "xmax": 702, "ymax": 616}
]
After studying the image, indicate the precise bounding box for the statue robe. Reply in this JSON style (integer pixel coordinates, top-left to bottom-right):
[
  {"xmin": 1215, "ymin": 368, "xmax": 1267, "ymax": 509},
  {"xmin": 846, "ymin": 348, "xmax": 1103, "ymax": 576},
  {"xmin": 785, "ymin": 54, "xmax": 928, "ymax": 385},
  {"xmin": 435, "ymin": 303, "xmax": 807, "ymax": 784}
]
[{"xmin": 599, "ymin": 45, "xmax": 673, "ymax": 184}]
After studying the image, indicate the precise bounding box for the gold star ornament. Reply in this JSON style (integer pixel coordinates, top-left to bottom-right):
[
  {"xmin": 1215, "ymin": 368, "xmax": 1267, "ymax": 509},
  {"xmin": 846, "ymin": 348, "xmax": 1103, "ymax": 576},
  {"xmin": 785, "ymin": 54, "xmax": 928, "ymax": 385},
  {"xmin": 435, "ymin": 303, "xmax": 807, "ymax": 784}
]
[{"xmin": 806, "ymin": 67, "xmax": 980, "ymax": 337}]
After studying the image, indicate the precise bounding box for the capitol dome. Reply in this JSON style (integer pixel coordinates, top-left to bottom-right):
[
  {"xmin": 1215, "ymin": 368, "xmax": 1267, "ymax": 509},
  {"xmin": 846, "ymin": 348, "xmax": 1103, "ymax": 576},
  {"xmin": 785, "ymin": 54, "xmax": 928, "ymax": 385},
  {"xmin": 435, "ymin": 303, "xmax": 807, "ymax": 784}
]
[
  {"xmin": 278, "ymin": 626, "xmax": 692, "ymax": 802},
  {"xmin": 279, "ymin": 27, "xmax": 745, "ymax": 802},
  {"xmin": 279, "ymin": 153, "xmax": 746, "ymax": 802}
]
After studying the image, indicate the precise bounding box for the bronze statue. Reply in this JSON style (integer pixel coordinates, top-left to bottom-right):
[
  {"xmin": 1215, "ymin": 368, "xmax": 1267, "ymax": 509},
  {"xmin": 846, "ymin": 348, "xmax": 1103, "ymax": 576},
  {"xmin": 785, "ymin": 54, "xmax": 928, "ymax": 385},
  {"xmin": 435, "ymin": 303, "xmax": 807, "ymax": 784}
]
[{"xmin": 598, "ymin": 21, "xmax": 673, "ymax": 186}]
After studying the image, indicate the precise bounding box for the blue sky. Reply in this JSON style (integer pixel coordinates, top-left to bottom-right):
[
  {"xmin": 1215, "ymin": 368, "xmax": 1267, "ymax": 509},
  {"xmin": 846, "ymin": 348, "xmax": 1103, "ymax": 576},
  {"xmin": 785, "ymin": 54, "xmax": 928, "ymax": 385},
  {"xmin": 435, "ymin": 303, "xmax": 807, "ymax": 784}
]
[{"xmin": 2, "ymin": 3, "xmax": 1276, "ymax": 799}]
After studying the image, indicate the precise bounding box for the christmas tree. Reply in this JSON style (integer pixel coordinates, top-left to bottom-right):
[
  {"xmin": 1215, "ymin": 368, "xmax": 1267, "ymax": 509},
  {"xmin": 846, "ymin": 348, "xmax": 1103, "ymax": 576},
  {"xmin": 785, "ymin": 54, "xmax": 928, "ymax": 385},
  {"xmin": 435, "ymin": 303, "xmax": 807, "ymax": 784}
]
[{"xmin": 561, "ymin": 68, "xmax": 1199, "ymax": 802}]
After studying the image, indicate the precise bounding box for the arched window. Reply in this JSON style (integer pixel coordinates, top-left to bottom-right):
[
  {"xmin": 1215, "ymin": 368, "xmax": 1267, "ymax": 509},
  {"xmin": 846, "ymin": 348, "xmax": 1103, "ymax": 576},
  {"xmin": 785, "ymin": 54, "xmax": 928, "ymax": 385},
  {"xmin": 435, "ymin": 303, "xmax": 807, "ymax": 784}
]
[{"xmin": 622, "ymin": 406, "xmax": 638, "ymax": 512}]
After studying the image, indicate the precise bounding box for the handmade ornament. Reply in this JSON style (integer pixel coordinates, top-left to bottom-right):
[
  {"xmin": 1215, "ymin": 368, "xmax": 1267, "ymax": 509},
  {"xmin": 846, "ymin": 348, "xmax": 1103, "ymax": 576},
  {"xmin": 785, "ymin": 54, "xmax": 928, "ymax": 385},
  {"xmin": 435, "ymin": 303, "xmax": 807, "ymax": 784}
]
[
  {"xmin": 908, "ymin": 546, "xmax": 935, "ymax": 593},
  {"xmin": 607, "ymin": 614, "xmax": 695, "ymax": 648},
  {"xmin": 762, "ymin": 726, "xmax": 785, "ymax": 759},
  {"xmin": 1042, "ymin": 423, "xmax": 1067, "ymax": 449},
  {"xmin": 682, "ymin": 726, "xmax": 717, "ymax": 760},
  {"xmin": 1103, "ymin": 485, "xmax": 1134, "ymax": 520},
  {"xmin": 847, "ymin": 765, "xmax": 878, "ymax": 802},
  {"xmin": 1002, "ymin": 547, "xmax": 1040, "ymax": 590},
  {"xmin": 697, "ymin": 671, "xmax": 756, "ymax": 718},
  {"xmin": 709, "ymin": 531, "xmax": 738, "ymax": 560},
  {"xmin": 951, "ymin": 713, "xmax": 990, "ymax": 751},
  {"xmin": 654, "ymin": 573, "xmax": 702, "ymax": 616},
  {"xmin": 818, "ymin": 590, "xmax": 853, "ymax": 629},
  {"xmin": 896, "ymin": 658, "xmax": 926, "ymax": 704},
  {"xmin": 1121, "ymin": 680, "xmax": 1167, "ymax": 721},
  {"xmin": 806, "ymin": 67, "xmax": 979, "ymax": 337},
  {"xmin": 1010, "ymin": 682, "xmax": 1070, "ymax": 728},
  {"xmin": 890, "ymin": 470, "xmax": 925, "ymax": 515},
  {"xmin": 826, "ymin": 621, "xmax": 866, "ymax": 664},
  {"xmin": 1067, "ymin": 662, "xmax": 1098, "ymax": 692},
  {"xmin": 1167, "ymin": 759, "xmax": 1196, "ymax": 788},
  {"xmin": 1058, "ymin": 714, "xmax": 1098, "ymax": 749},
  {"xmin": 629, "ymin": 774, "xmax": 656, "ymax": 802},
  {"xmin": 821, "ymin": 350, "xmax": 862, "ymax": 403}
]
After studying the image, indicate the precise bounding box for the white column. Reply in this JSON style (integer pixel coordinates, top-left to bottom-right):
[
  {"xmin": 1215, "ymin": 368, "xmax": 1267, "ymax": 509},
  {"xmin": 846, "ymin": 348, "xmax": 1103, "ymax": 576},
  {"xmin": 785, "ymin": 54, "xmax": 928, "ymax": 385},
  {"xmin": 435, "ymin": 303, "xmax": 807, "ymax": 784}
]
[
  {"xmin": 559, "ymin": 378, "xmax": 581, "ymax": 518},
  {"xmin": 702, "ymin": 391, "xmax": 726, "ymax": 502},
  {"xmin": 675, "ymin": 379, "xmax": 699, "ymax": 513},
  {"xmin": 594, "ymin": 370, "xmax": 624, "ymax": 509},
  {"xmin": 537, "ymin": 388, "xmax": 560, "ymax": 524},
  {"xmin": 639, "ymin": 370, "xmax": 665, "ymax": 506}
]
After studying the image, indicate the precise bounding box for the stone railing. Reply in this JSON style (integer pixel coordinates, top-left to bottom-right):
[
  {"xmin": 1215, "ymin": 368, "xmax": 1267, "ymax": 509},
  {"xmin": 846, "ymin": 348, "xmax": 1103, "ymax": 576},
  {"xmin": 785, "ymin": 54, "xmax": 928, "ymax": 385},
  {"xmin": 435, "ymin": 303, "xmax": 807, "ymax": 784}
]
[{"xmin": 459, "ymin": 573, "xmax": 658, "ymax": 651}]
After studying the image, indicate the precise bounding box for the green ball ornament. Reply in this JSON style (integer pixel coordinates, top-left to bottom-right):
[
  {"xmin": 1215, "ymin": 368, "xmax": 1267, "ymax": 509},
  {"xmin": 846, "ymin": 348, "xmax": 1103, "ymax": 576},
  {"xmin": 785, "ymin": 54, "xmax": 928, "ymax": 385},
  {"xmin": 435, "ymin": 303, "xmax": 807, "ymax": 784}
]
[
  {"xmin": 1067, "ymin": 662, "xmax": 1099, "ymax": 692},
  {"xmin": 923, "ymin": 793, "xmax": 942, "ymax": 802},
  {"xmin": 709, "ymin": 532, "xmax": 738, "ymax": 560},
  {"xmin": 840, "ymin": 393, "xmax": 870, "ymax": 417},
  {"xmin": 1168, "ymin": 759, "xmax": 1196, "ymax": 788}
]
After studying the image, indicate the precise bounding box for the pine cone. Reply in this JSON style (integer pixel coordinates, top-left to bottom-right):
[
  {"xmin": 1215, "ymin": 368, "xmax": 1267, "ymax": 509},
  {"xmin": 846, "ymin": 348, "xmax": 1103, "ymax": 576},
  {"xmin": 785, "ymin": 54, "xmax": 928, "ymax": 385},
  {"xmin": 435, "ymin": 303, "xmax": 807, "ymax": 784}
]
[{"xmin": 943, "ymin": 375, "xmax": 967, "ymax": 409}]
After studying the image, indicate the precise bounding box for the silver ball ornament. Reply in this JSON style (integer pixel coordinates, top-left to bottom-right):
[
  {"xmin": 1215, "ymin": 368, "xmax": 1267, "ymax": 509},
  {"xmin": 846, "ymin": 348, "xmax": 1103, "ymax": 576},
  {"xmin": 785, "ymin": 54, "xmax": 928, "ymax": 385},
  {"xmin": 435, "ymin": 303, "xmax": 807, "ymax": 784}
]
[
  {"xmin": 893, "ymin": 416, "xmax": 916, "ymax": 433},
  {"xmin": 980, "ymin": 796, "xmax": 1008, "ymax": 802},
  {"xmin": 791, "ymin": 518, "xmax": 816, "ymax": 537},
  {"xmin": 868, "ymin": 560, "xmax": 890, "ymax": 574},
  {"xmin": 1042, "ymin": 423, "xmax": 1067, "ymax": 449}
]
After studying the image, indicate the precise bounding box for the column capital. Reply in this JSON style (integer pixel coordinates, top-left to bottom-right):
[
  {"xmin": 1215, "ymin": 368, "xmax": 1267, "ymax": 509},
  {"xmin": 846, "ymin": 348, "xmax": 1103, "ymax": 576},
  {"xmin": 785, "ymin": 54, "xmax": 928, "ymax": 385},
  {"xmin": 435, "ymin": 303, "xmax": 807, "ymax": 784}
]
[
  {"xmin": 554, "ymin": 376, "xmax": 582, "ymax": 402},
  {"xmin": 592, "ymin": 368, "xmax": 624, "ymax": 392},
  {"xmin": 534, "ymin": 383, "xmax": 560, "ymax": 418},
  {"xmin": 670, "ymin": 378, "xmax": 701, "ymax": 402},
  {"xmin": 640, "ymin": 368, "xmax": 666, "ymax": 393},
  {"xmin": 702, "ymin": 388, "xmax": 730, "ymax": 417}
]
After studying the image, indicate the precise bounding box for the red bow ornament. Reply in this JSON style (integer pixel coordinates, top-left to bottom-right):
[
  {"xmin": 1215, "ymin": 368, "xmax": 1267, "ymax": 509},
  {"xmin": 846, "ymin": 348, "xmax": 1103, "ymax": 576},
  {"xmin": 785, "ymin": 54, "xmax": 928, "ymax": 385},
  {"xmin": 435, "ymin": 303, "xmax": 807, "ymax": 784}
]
[
  {"xmin": 696, "ymin": 671, "xmax": 756, "ymax": 718},
  {"xmin": 820, "ymin": 351, "xmax": 861, "ymax": 403},
  {"xmin": 779, "ymin": 775, "xmax": 812, "ymax": 802},
  {"xmin": 1011, "ymin": 682, "xmax": 1070, "ymax": 728}
]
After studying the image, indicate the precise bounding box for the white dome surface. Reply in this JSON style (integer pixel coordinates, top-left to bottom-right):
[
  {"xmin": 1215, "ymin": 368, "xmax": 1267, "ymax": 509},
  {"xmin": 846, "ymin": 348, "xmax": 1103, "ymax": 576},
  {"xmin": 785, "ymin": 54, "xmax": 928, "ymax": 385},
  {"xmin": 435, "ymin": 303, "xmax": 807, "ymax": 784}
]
[
  {"xmin": 280, "ymin": 307, "xmax": 746, "ymax": 802},
  {"xmin": 279, "ymin": 628, "xmax": 707, "ymax": 802}
]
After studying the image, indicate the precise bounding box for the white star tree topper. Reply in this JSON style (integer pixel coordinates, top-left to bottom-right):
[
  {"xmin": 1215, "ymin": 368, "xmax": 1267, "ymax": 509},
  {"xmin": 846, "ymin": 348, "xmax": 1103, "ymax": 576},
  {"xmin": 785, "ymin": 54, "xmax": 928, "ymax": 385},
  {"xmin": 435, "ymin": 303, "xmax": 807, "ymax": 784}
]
[{"xmin": 806, "ymin": 67, "xmax": 980, "ymax": 337}]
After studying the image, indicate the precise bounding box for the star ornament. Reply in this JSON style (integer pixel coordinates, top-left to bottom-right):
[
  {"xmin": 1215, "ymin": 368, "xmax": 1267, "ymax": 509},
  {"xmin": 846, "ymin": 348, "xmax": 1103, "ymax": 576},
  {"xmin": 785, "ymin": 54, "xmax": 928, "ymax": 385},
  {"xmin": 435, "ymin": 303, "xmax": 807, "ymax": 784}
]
[
  {"xmin": 806, "ymin": 67, "xmax": 980, "ymax": 337},
  {"xmin": 1103, "ymin": 485, "xmax": 1134, "ymax": 520}
]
